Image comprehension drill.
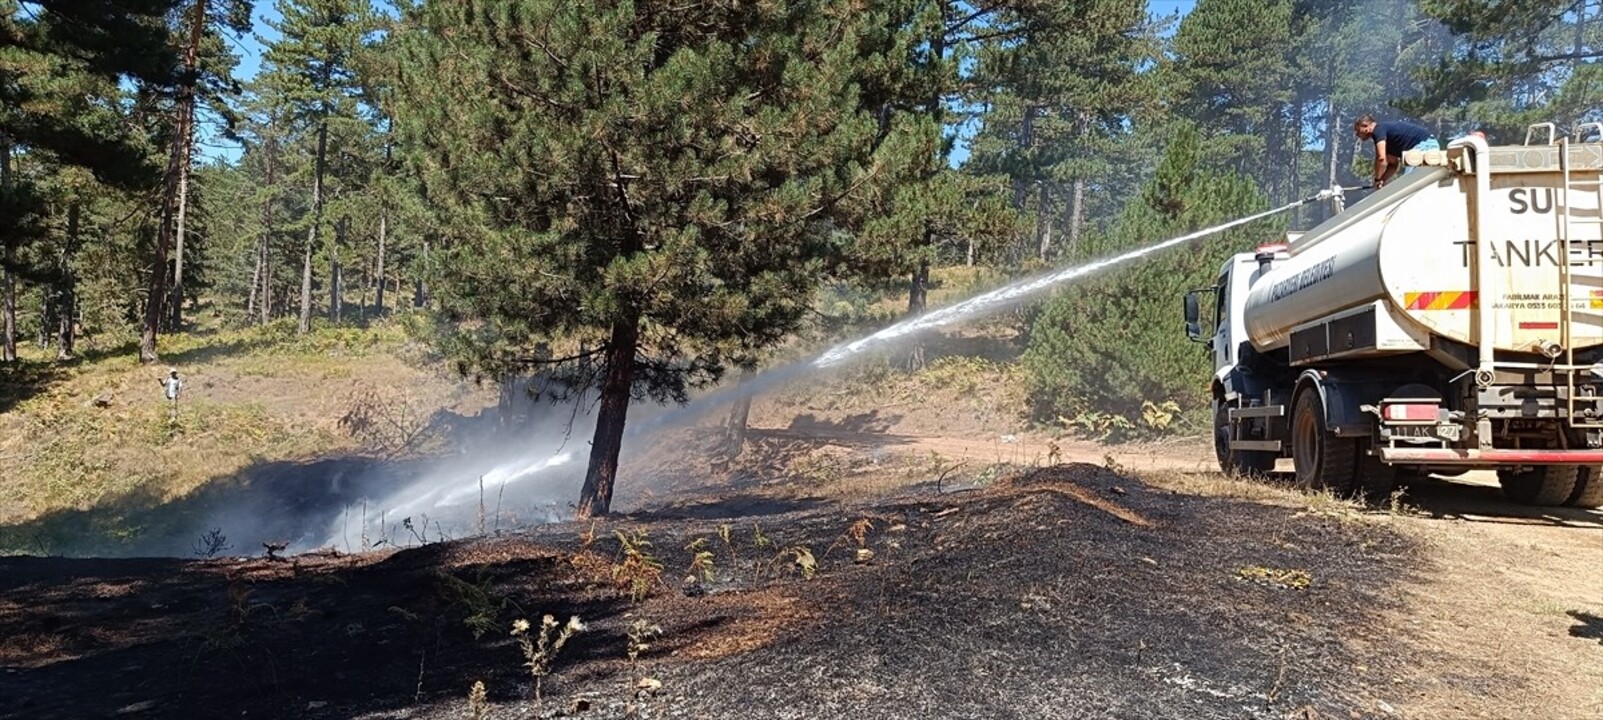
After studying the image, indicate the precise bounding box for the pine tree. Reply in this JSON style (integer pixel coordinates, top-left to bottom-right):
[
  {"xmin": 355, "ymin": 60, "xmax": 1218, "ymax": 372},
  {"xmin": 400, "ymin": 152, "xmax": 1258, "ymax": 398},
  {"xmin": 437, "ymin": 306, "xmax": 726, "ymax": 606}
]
[
  {"xmin": 164, "ymin": 0, "xmax": 254, "ymax": 334},
  {"xmin": 393, "ymin": 0, "xmax": 912, "ymax": 517},
  {"xmin": 140, "ymin": 0, "xmax": 253, "ymax": 362},
  {"xmin": 1165, "ymin": 0, "xmax": 1298, "ymax": 201},
  {"xmin": 1022, "ymin": 124, "xmax": 1275, "ymax": 429},
  {"xmin": 964, "ymin": 0, "xmax": 1157, "ymax": 263},
  {"xmin": 2, "ymin": 0, "xmax": 178, "ymax": 363},
  {"xmin": 258, "ymin": 0, "xmax": 375, "ymax": 334},
  {"xmin": 1407, "ymin": 0, "xmax": 1599, "ymax": 135}
]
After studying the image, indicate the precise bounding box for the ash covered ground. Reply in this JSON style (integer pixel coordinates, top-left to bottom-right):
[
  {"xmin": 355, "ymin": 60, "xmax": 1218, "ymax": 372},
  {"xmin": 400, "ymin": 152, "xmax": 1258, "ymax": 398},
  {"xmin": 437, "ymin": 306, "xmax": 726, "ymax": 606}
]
[{"xmin": 1, "ymin": 463, "xmax": 1419, "ymax": 720}]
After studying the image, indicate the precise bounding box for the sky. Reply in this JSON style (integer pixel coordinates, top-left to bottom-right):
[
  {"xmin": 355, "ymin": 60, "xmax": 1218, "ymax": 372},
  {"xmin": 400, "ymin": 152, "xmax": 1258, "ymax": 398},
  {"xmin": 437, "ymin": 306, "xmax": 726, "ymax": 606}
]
[{"xmin": 209, "ymin": 0, "xmax": 1198, "ymax": 162}]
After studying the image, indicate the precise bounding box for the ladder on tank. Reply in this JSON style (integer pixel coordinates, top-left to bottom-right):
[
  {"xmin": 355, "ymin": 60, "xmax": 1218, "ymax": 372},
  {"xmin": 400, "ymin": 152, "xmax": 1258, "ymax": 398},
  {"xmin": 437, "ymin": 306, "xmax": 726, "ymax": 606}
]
[{"xmin": 1558, "ymin": 124, "xmax": 1603, "ymax": 429}]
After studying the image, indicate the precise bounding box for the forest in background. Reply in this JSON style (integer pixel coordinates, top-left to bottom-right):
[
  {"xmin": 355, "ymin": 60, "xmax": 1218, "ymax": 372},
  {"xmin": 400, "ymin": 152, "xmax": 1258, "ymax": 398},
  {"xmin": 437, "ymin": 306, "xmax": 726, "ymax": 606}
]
[{"xmin": 2, "ymin": 0, "xmax": 1599, "ymax": 513}]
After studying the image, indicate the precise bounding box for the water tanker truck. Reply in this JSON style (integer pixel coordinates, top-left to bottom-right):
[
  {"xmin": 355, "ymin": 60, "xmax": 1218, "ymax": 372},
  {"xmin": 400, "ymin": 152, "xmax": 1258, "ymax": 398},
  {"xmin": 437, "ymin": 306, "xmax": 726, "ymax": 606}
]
[{"xmin": 1183, "ymin": 125, "xmax": 1603, "ymax": 508}]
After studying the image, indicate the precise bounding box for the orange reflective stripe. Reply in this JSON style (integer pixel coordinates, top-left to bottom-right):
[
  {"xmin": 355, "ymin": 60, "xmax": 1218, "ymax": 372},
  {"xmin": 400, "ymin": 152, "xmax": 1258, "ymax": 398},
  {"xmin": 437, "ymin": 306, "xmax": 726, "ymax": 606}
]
[{"xmin": 1404, "ymin": 291, "xmax": 1476, "ymax": 310}]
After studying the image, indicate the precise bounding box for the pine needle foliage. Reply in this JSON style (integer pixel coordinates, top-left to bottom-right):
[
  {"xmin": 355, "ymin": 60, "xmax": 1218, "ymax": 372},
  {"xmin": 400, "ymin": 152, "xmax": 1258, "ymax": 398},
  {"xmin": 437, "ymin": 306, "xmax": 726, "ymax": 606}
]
[
  {"xmin": 1022, "ymin": 123, "xmax": 1275, "ymax": 434},
  {"xmin": 391, "ymin": 0, "xmax": 913, "ymax": 514}
]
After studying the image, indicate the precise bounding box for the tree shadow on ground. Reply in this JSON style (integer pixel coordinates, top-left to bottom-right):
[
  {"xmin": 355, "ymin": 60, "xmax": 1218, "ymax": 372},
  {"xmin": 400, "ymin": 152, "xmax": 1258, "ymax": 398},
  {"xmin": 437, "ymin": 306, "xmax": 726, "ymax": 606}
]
[
  {"xmin": 1568, "ymin": 610, "xmax": 1603, "ymax": 644},
  {"xmin": 0, "ymin": 359, "xmax": 68, "ymax": 414},
  {"xmin": 0, "ymin": 456, "xmax": 420, "ymax": 558},
  {"xmin": 784, "ymin": 410, "xmax": 901, "ymax": 435},
  {"xmin": 1397, "ymin": 474, "xmax": 1603, "ymax": 528}
]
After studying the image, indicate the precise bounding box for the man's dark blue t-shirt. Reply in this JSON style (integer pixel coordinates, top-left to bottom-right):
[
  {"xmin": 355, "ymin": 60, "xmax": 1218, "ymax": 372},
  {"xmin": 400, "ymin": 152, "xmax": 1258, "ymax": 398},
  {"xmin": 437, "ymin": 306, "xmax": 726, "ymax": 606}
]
[{"xmin": 1372, "ymin": 120, "xmax": 1431, "ymax": 156}]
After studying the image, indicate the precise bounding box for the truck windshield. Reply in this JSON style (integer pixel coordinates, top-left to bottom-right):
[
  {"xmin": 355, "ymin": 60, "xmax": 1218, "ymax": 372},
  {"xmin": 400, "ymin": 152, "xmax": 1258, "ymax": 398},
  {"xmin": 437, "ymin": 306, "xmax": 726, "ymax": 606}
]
[{"xmin": 1214, "ymin": 273, "xmax": 1227, "ymax": 334}]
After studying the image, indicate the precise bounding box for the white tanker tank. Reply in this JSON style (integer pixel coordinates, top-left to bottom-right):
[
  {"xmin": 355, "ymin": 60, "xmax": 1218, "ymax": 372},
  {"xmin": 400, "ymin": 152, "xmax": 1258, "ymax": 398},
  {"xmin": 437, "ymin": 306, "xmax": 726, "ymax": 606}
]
[{"xmin": 1185, "ymin": 127, "xmax": 1603, "ymax": 509}]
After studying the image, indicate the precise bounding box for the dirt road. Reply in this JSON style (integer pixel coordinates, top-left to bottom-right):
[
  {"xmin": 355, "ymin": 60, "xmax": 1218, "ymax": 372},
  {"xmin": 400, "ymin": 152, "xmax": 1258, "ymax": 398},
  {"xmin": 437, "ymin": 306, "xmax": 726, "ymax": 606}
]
[{"xmin": 1378, "ymin": 472, "xmax": 1603, "ymax": 718}]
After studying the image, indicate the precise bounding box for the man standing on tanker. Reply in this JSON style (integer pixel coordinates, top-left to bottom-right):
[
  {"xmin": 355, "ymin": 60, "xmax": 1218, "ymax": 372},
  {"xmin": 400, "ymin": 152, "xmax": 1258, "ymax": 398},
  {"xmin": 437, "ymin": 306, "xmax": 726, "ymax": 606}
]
[{"xmin": 1353, "ymin": 114, "xmax": 1439, "ymax": 188}]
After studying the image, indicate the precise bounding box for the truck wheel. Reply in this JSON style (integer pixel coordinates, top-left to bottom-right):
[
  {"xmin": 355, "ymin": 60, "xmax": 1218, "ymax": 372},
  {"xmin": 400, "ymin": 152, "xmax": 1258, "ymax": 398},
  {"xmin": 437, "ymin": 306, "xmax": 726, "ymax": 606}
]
[
  {"xmin": 1565, "ymin": 466, "xmax": 1603, "ymax": 509},
  {"xmin": 1291, "ymin": 389, "xmax": 1358, "ymax": 491},
  {"xmin": 1215, "ymin": 403, "xmax": 1276, "ymax": 476},
  {"xmin": 1498, "ymin": 466, "xmax": 1580, "ymax": 506}
]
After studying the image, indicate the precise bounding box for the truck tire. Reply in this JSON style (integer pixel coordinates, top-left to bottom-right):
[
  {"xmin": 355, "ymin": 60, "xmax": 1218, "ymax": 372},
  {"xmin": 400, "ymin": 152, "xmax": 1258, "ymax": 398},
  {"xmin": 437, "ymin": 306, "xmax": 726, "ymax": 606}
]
[
  {"xmin": 1291, "ymin": 389, "xmax": 1358, "ymax": 492},
  {"xmin": 1566, "ymin": 466, "xmax": 1603, "ymax": 509},
  {"xmin": 1498, "ymin": 466, "xmax": 1580, "ymax": 506},
  {"xmin": 1215, "ymin": 403, "xmax": 1276, "ymax": 476}
]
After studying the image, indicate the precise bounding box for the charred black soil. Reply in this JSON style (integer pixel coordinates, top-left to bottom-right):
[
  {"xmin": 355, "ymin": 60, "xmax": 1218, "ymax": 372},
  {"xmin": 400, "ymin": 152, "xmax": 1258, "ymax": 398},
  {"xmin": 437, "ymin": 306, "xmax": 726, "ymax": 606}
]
[{"xmin": 1, "ymin": 464, "xmax": 1416, "ymax": 720}]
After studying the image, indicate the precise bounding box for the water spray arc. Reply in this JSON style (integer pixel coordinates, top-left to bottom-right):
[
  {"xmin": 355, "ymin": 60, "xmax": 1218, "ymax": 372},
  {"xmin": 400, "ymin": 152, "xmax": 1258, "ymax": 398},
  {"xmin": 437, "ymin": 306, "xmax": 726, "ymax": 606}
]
[
  {"xmin": 326, "ymin": 188, "xmax": 1350, "ymax": 549},
  {"xmin": 813, "ymin": 187, "xmax": 1356, "ymax": 368}
]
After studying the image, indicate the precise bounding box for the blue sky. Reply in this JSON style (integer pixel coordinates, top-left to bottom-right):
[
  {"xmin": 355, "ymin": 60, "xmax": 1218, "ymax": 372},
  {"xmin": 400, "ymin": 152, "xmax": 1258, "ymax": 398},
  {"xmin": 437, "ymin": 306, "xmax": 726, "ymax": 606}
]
[{"xmin": 210, "ymin": 0, "xmax": 1197, "ymax": 162}]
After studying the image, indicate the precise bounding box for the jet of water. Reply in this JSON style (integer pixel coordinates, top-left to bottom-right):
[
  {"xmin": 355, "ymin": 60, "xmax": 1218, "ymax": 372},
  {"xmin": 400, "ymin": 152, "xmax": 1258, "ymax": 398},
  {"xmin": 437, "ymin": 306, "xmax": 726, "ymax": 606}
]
[
  {"xmin": 812, "ymin": 198, "xmax": 1311, "ymax": 367},
  {"xmin": 327, "ymin": 194, "xmax": 1318, "ymax": 548}
]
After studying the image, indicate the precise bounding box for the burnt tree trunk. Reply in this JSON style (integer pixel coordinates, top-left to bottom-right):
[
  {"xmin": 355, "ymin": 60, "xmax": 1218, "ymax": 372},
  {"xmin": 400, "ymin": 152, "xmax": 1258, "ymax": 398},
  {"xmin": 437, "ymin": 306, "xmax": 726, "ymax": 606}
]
[
  {"xmin": 298, "ymin": 121, "xmax": 327, "ymax": 335},
  {"xmin": 577, "ymin": 317, "xmax": 641, "ymax": 519}
]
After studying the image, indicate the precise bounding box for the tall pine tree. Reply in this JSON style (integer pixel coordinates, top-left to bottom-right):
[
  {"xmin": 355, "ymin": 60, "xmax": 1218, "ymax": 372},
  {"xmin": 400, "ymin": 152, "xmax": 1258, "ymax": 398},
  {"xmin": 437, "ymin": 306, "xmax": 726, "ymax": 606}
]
[{"xmin": 393, "ymin": 0, "xmax": 912, "ymax": 516}]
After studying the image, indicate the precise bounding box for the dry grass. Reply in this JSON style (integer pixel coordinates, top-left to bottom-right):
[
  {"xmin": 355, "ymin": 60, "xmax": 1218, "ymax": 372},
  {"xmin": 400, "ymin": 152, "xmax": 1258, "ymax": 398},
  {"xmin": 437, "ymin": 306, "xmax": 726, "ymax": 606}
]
[
  {"xmin": 1134, "ymin": 466, "xmax": 1368, "ymax": 514},
  {"xmin": 0, "ymin": 321, "xmax": 487, "ymax": 549},
  {"xmin": 677, "ymin": 591, "xmax": 818, "ymax": 660}
]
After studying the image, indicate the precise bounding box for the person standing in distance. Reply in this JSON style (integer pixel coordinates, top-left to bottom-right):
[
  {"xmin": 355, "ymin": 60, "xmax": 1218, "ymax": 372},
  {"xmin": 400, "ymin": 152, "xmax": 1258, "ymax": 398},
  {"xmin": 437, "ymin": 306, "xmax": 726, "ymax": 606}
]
[
  {"xmin": 161, "ymin": 367, "xmax": 182, "ymax": 420},
  {"xmin": 1353, "ymin": 115, "xmax": 1439, "ymax": 188}
]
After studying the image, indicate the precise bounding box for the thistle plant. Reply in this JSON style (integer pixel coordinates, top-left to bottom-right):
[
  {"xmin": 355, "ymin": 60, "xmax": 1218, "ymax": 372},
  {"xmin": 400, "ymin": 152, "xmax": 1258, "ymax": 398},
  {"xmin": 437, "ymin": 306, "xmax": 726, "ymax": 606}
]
[{"xmin": 511, "ymin": 614, "xmax": 586, "ymax": 703}]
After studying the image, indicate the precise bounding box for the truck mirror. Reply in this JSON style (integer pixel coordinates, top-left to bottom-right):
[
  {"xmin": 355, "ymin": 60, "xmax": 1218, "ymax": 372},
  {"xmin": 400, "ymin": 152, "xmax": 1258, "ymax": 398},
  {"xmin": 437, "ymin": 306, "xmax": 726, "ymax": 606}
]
[{"xmin": 1183, "ymin": 292, "xmax": 1203, "ymax": 341}]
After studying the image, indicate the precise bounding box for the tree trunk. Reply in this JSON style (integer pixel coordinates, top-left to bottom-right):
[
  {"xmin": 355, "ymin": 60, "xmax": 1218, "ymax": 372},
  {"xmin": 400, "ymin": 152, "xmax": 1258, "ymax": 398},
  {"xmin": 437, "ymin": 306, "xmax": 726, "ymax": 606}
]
[
  {"xmin": 247, "ymin": 236, "xmax": 261, "ymax": 320},
  {"xmin": 299, "ymin": 231, "xmax": 314, "ymax": 333},
  {"xmin": 2, "ymin": 240, "xmax": 15, "ymax": 364},
  {"xmin": 414, "ymin": 239, "xmax": 428, "ymax": 308},
  {"xmin": 1574, "ymin": 0, "xmax": 1589, "ymax": 127},
  {"xmin": 723, "ymin": 366, "xmax": 757, "ymax": 459},
  {"xmin": 259, "ymin": 137, "xmax": 275, "ymax": 325},
  {"xmin": 375, "ymin": 210, "xmax": 387, "ymax": 315},
  {"xmin": 140, "ymin": 0, "xmax": 205, "ymax": 362},
  {"xmin": 1326, "ymin": 96, "xmax": 1339, "ymax": 188},
  {"xmin": 1067, "ymin": 177, "xmax": 1085, "ymax": 260},
  {"xmin": 1289, "ymin": 94, "xmax": 1303, "ymax": 223},
  {"xmin": 1, "ymin": 133, "xmax": 14, "ymax": 363},
  {"xmin": 1036, "ymin": 182, "xmax": 1053, "ymax": 260},
  {"xmin": 329, "ymin": 216, "xmax": 344, "ymax": 324},
  {"xmin": 169, "ymin": 105, "xmax": 196, "ymax": 331},
  {"xmin": 576, "ymin": 316, "xmax": 641, "ymax": 519},
  {"xmin": 907, "ymin": 255, "xmax": 930, "ymax": 316},
  {"xmin": 57, "ymin": 202, "xmax": 79, "ymax": 360},
  {"xmin": 36, "ymin": 294, "xmax": 48, "ymax": 349},
  {"xmin": 299, "ymin": 121, "xmax": 327, "ymax": 335}
]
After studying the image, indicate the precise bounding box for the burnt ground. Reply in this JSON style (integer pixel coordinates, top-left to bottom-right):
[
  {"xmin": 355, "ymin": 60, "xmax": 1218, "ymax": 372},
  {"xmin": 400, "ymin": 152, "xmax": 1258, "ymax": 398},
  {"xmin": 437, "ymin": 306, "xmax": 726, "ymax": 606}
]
[{"xmin": 1, "ymin": 464, "xmax": 1418, "ymax": 720}]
